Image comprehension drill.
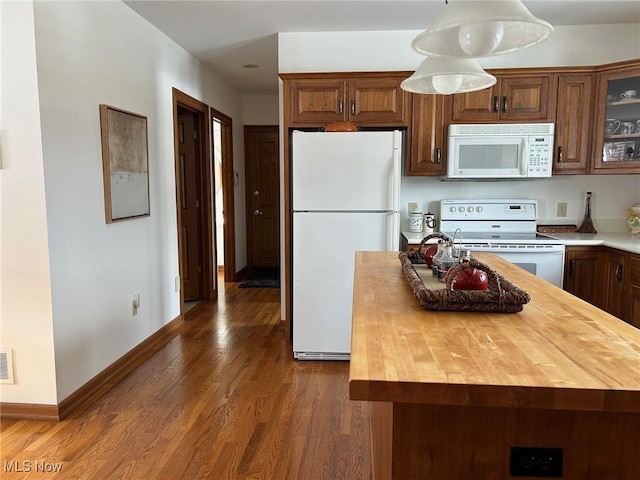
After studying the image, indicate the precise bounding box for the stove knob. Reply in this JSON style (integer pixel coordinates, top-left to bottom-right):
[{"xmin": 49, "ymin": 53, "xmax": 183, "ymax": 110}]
[
  {"xmin": 467, "ymin": 206, "xmax": 474, "ymax": 213},
  {"xmin": 476, "ymin": 206, "xmax": 483, "ymax": 213},
  {"xmin": 458, "ymin": 206, "xmax": 465, "ymax": 213},
  {"xmin": 449, "ymin": 206, "xmax": 456, "ymax": 213}
]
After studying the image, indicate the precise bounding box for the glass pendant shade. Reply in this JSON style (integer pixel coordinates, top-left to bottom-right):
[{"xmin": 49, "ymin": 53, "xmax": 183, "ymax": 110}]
[
  {"xmin": 401, "ymin": 56, "xmax": 496, "ymax": 95},
  {"xmin": 412, "ymin": 0, "xmax": 553, "ymax": 57}
]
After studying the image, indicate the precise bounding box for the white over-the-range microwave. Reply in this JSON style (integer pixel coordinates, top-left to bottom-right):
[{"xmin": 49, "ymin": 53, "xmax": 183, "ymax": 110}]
[{"xmin": 446, "ymin": 123, "xmax": 555, "ymax": 180}]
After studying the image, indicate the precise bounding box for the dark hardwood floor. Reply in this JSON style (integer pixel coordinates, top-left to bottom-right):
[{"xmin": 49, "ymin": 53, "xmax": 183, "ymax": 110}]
[{"xmin": 0, "ymin": 280, "xmax": 372, "ymax": 479}]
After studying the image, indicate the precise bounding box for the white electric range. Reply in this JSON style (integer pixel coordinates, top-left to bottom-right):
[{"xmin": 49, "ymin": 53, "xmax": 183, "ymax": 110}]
[{"xmin": 440, "ymin": 199, "xmax": 565, "ymax": 287}]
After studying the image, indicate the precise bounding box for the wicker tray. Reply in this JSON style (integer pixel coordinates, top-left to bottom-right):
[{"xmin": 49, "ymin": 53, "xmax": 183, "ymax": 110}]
[{"xmin": 399, "ymin": 251, "xmax": 531, "ymax": 313}]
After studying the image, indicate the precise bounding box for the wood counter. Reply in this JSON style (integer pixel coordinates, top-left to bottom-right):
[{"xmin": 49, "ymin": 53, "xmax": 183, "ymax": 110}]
[{"xmin": 349, "ymin": 251, "xmax": 640, "ymax": 479}]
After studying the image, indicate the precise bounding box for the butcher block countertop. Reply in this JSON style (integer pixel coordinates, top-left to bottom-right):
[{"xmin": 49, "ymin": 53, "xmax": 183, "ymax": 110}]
[{"xmin": 349, "ymin": 251, "xmax": 640, "ymax": 413}]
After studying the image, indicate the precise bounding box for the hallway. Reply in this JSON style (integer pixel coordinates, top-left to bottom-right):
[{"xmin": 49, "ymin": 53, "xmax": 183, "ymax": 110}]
[{"xmin": 0, "ymin": 282, "xmax": 372, "ymax": 479}]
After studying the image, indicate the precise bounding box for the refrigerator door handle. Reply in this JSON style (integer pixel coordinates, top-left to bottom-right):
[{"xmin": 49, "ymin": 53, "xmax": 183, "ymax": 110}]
[{"xmin": 391, "ymin": 131, "xmax": 401, "ymax": 213}]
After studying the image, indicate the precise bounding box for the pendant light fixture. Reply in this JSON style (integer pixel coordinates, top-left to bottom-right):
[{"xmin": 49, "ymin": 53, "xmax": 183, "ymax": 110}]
[
  {"xmin": 412, "ymin": 0, "xmax": 554, "ymax": 58},
  {"xmin": 402, "ymin": 0, "xmax": 553, "ymax": 95},
  {"xmin": 401, "ymin": 56, "xmax": 496, "ymax": 95}
]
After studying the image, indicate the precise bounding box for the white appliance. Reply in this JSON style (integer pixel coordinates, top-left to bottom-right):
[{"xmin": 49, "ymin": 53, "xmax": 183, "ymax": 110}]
[
  {"xmin": 292, "ymin": 130, "xmax": 402, "ymax": 361},
  {"xmin": 447, "ymin": 123, "xmax": 555, "ymax": 179},
  {"xmin": 440, "ymin": 199, "xmax": 565, "ymax": 287}
]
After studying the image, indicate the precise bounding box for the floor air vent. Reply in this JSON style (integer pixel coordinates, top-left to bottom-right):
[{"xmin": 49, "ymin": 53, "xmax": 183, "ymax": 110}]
[{"xmin": 0, "ymin": 348, "xmax": 14, "ymax": 384}]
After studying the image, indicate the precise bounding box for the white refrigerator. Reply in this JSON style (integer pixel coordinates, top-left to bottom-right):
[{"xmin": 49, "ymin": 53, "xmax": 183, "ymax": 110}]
[{"xmin": 292, "ymin": 130, "xmax": 402, "ymax": 360}]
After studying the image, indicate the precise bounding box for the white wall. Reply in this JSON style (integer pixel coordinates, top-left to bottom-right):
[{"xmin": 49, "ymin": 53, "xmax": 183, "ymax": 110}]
[
  {"xmin": 0, "ymin": 1, "xmax": 58, "ymax": 405},
  {"xmin": 243, "ymin": 95, "xmax": 279, "ymax": 125},
  {"xmin": 400, "ymin": 175, "xmax": 640, "ymax": 232},
  {"xmin": 279, "ymin": 24, "xmax": 640, "ymax": 73},
  {"xmin": 1, "ymin": 0, "xmax": 247, "ymax": 404}
]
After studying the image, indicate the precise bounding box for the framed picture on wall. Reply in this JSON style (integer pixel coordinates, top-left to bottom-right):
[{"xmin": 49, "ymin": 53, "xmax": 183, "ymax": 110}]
[{"xmin": 99, "ymin": 104, "xmax": 150, "ymax": 223}]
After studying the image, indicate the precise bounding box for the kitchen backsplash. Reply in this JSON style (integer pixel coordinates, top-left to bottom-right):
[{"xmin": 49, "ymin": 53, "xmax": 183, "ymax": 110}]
[{"xmin": 401, "ymin": 174, "xmax": 640, "ymax": 233}]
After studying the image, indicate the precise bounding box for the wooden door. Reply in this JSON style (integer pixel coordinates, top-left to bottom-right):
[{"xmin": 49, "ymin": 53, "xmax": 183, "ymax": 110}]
[
  {"xmin": 499, "ymin": 75, "xmax": 555, "ymax": 121},
  {"xmin": 178, "ymin": 111, "xmax": 203, "ymax": 301},
  {"xmin": 290, "ymin": 79, "xmax": 346, "ymax": 124},
  {"xmin": 245, "ymin": 126, "xmax": 280, "ymax": 268},
  {"xmin": 553, "ymin": 74, "xmax": 594, "ymax": 174},
  {"xmin": 349, "ymin": 78, "xmax": 407, "ymax": 125},
  {"xmin": 603, "ymin": 251, "xmax": 626, "ymax": 320},
  {"xmin": 451, "ymin": 83, "xmax": 500, "ymax": 122},
  {"xmin": 563, "ymin": 247, "xmax": 603, "ymax": 309},
  {"xmin": 625, "ymin": 254, "xmax": 640, "ymax": 326},
  {"xmin": 407, "ymin": 93, "xmax": 446, "ymax": 175}
]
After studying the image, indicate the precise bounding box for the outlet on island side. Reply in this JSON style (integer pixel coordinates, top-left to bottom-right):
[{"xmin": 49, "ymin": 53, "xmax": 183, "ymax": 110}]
[
  {"xmin": 557, "ymin": 202, "xmax": 567, "ymax": 217},
  {"xmin": 510, "ymin": 447, "xmax": 563, "ymax": 477}
]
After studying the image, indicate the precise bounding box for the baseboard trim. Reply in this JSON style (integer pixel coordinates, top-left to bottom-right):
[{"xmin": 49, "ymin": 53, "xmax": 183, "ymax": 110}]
[
  {"xmin": 57, "ymin": 314, "xmax": 183, "ymax": 420},
  {"xmin": 1, "ymin": 315, "xmax": 184, "ymax": 422},
  {"xmin": 0, "ymin": 403, "xmax": 60, "ymax": 422}
]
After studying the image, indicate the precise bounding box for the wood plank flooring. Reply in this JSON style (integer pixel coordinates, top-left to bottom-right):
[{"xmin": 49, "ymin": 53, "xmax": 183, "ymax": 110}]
[{"xmin": 0, "ymin": 281, "xmax": 372, "ymax": 479}]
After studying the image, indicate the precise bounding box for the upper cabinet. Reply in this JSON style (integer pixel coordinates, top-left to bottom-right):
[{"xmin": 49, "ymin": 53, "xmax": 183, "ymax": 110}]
[
  {"xmin": 406, "ymin": 94, "xmax": 446, "ymax": 176},
  {"xmin": 284, "ymin": 74, "xmax": 410, "ymax": 127},
  {"xmin": 449, "ymin": 73, "xmax": 557, "ymax": 123},
  {"xmin": 592, "ymin": 61, "xmax": 640, "ymax": 174},
  {"xmin": 553, "ymin": 73, "xmax": 594, "ymax": 174}
]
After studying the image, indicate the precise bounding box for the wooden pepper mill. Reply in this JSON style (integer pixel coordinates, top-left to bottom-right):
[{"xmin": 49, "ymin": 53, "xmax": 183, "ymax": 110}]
[{"xmin": 577, "ymin": 191, "xmax": 597, "ymax": 233}]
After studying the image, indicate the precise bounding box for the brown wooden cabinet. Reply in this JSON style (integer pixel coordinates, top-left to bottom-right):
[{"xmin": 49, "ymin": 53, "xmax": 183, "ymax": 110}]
[
  {"xmin": 625, "ymin": 253, "xmax": 640, "ymax": 327},
  {"xmin": 564, "ymin": 246, "xmax": 604, "ymax": 309},
  {"xmin": 564, "ymin": 246, "xmax": 638, "ymax": 328},
  {"xmin": 286, "ymin": 75, "xmax": 409, "ymax": 126},
  {"xmin": 406, "ymin": 94, "xmax": 446, "ymax": 175},
  {"xmin": 602, "ymin": 250, "xmax": 627, "ymax": 320},
  {"xmin": 449, "ymin": 72, "xmax": 556, "ymax": 123},
  {"xmin": 592, "ymin": 60, "xmax": 640, "ymax": 174},
  {"xmin": 553, "ymin": 73, "xmax": 594, "ymax": 174}
]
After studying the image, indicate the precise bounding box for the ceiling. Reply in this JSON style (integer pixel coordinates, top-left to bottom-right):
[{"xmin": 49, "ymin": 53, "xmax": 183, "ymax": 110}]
[{"xmin": 125, "ymin": 1, "xmax": 640, "ymax": 95}]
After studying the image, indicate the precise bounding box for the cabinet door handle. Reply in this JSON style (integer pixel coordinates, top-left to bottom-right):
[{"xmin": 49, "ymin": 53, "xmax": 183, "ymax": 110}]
[
  {"xmin": 502, "ymin": 96, "xmax": 508, "ymax": 112},
  {"xmin": 557, "ymin": 146, "xmax": 563, "ymax": 163},
  {"xmin": 569, "ymin": 259, "xmax": 575, "ymax": 276},
  {"xmin": 350, "ymin": 99, "xmax": 356, "ymax": 116},
  {"xmin": 435, "ymin": 147, "xmax": 442, "ymax": 164},
  {"xmin": 493, "ymin": 96, "xmax": 499, "ymax": 112},
  {"xmin": 338, "ymin": 98, "xmax": 344, "ymax": 114},
  {"xmin": 616, "ymin": 264, "xmax": 623, "ymax": 283}
]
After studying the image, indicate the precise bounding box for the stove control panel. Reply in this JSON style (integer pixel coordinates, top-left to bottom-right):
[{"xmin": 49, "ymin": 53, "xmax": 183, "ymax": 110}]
[{"xmin": 441, "ymin": 199, "xmax": 537, "ymax": 221}]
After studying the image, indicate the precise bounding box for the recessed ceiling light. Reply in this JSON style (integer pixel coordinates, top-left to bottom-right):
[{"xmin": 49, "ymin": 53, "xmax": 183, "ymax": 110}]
[{"xmin": 243, "ymin": 64, "xmax": 260, "ymax": 69}]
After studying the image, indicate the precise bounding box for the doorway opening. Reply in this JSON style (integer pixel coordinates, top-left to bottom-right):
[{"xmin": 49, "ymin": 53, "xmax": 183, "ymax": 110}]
[
  {"xmin": 211, "ymin": 109, "xmax": 236, "ymax": 282},
  {"xmin": 172, "ymin": 88, "xmax": 215, "ymax": 316}
]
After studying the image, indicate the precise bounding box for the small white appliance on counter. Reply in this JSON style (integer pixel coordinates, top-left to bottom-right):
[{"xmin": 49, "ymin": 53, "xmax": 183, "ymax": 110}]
[
  {"xmin": 292, "ymin": 130, "xmax": 402, "ymax": 361},
  {"xmin": 447, "ymin": 123, "xmax": 554, "ymax": 179},
  {"xmin": 440, "ymin": 199, "xmax": 565, "ymax": 287}
]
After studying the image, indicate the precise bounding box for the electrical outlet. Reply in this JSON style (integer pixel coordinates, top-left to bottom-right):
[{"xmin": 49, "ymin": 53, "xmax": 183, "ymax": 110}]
[
  {"xmin": 557, "ymin": 202, "xmax": 567, "ymax": 217},
  {"xmin": 510, "ymin": 447, "xmax": 563, "ymax": 477},
  {"xmin": 132, "ymin": 294, "xmax": 140, "ymax": 316}
]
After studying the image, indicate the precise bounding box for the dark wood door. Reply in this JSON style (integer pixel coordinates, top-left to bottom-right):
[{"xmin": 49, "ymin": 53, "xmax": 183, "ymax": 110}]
[
  {"xmin": 564, "ymin": 247, "xmax": 604, "ymax": 309},
  {"xmin": 349, "ymin": 78, "xmax": 407, "ymax": 125},
  {"xmin": 245, "ymin": 126, "xmax": 280, "ymax": 268},
  {"xmin": 553, "ymin": 74, "xmax": 594, "ymax": 173},
  {"xmin": 178, "ymin": 111, "xmax": 203, "ymax": 301},
  {"xmin": 290, "ymin": 79, "xmax": 346, "ymax": 124},
  {"xmin": 407, "ymin": 93, "xmax": 445, "ymax": 175}
]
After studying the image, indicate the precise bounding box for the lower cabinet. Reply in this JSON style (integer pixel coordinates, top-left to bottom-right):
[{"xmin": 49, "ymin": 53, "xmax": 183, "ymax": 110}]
[
  {"xmin": 564, "ymin": 246, "xmax": 638, "ymax": 327},
  {"xmin": 626, "ymin": 254, "xmax": 640, "ymax": 328}
]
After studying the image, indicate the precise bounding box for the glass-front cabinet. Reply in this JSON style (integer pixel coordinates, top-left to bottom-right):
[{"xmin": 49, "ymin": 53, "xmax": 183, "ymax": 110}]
[{"xmin": 593, "ymin": 62, "xmax": 640, "ymax": 173}]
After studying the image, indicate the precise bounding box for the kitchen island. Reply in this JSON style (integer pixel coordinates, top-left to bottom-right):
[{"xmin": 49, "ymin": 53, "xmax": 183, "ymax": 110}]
[{"xmin": 349, "ymin": 251, "xmax": 640, "ymax": 480}]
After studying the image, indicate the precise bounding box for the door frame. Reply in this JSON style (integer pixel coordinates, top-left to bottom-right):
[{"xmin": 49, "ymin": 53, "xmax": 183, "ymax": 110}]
[
  {"xmin": 211, "ymin": 108, "xmax": 237, "ymax": 282},
  {"xmin": 244, "ymin": 125, "xmax": 280, "ymax": 272},
  {"xmin": 172, "ymin": 88, "xmax": 215, "ymax": 315}
]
